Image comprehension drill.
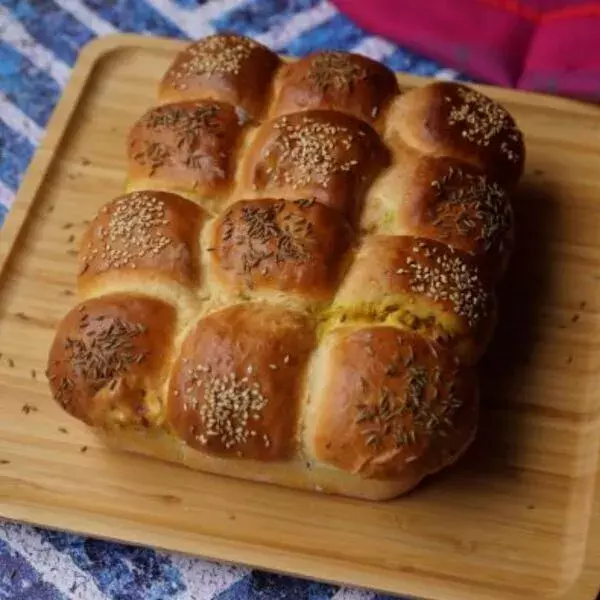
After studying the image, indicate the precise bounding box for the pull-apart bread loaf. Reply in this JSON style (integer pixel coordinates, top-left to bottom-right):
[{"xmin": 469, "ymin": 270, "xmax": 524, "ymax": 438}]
[{"xmin": 47, "ymin": 34, "xmax": 525, "ymax": 500}]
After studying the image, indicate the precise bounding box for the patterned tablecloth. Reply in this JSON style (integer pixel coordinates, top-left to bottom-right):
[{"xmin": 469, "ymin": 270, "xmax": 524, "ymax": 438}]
[{"xmin": 0, "ymin": 2, "xmax": 467, "ymax": 598}]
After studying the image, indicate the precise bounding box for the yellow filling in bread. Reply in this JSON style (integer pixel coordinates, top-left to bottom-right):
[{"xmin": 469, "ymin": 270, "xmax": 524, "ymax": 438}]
[{"xmin": 318, "ymin": 299, "xmax": 457, "ymax": 342}]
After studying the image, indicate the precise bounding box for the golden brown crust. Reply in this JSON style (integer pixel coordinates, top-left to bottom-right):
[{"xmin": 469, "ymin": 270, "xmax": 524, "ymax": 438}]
[
  {"xmin": 407, "ymin": 159, "xmax": 514, "ymax": 280},
  {"xmin": 386, "ymin": 82, "xmax": 525, "ymax": 188},
  {"xmin": 271, "ymin": 51, "xmax": 399, "ymax": 124},
  {"xmin": 308, "ymin": 326, "xmax": 478, "ymax": 480},
  {"xmin": 209, "ymin": 198, "xmax": 355, "ymax": 305},
  {"xmin": 127, "ymin": 100, "xmax": 247, "ymax": 212},
  {"xmin": 365, "ymin": 155, "xmax": 514, "ymax": 282},
  {"xmin": 159, "ymin": 34, "xmax": 281, "ymax": 120},
  {"xmin": 331, "ymin": 235, "xmax": 496, "ymax": 363},
  {"xmin": 98, "ymin": 425, "xmax": 418, "ymax": 500},
  {"xmin": 46, "ymin": 34, "xmax": 526, "ymax": 500},
  {"xmin": 240, "ymin": 110, "xmax": 389, "ymax": 224},
  {"xmin": 78, "ymin": 191, "xmax": 208, "ymax": 295},
  {"xmin": 46, "ymin": 294, "xmax": 177, "ymax": 429},
  {"xmin": 166, "ymin": 304, "xmax": 316, "ymax": 461}
]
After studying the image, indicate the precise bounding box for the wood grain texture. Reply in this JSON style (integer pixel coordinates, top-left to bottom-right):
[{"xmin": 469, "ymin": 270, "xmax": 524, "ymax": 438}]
[{"xmin": 1, "ymin": 34, "xmax": 600, "ymax": 600}]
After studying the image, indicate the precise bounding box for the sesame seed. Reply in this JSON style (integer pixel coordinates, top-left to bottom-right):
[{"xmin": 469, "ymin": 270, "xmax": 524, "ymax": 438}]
[
  {"xmin": 83, "ymin": 192, "xmax": 173, "ymax": 271},
  {"xmin": 447, "ymin": 86, "xmax": 522, "ymax": 162},
  {"xmin": 184, "ymin": 365, "xmax": 269, "ymax": 450},
  {"xmin": 266, "ymin": 116, "xmax": 359, "ymax": 190},
  {"xmin": 307, "ymin": 52, "xmax": 367, "ymax": 94},
  {"xmin": 171, "ymin": 35, "xmax": 258, "ymax": 80},
  {"xmin": 404, "ymin": 243, "xmax": 489, "ymax": 327}
]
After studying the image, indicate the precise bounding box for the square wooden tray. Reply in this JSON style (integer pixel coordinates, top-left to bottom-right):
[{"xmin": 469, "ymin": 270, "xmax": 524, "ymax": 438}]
[{"xmin": 1, "ymin": 34, "xmax": 599, "ymax": 600}]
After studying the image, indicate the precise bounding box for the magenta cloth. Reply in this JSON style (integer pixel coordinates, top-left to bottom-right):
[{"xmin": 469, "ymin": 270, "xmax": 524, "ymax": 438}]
[{"xmin": 331, "ymin": 0, "xmax": 600, "ymax": 100}]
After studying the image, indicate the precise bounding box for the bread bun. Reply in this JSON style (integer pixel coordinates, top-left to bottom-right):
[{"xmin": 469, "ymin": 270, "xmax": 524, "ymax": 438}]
[
  {"xmin": 78, "ymin": 191, "xmax": 208, "ymax": 301},
  {"xmin": 305, "ymin": 327, "xmax": 478, "ymax": 486},
  {"xmin": 207, "ymin": 197, "xmax": 355, "ymax": 309},
  {"xmin": 159, "ymin": 33, "xmax": 280, "ymax": 120},
  {"xmin": 166, "ymin": 303, "xmax": 315, "ymax": 460},
  {"xmin": 240, "ymin": 109, "xmax": 389, "ymax": 224},
  {"xmin": 270, "ymin": 51, "xmax": 399, "ymax": 125},
  {"xmin": 126, "ymin": 100, "xmax": 249, "ymax": 213},
  {"xmin": 385, "ymin": 81, "xmax": 525, "ymax": 188},
  {"xmin": 46, "ymin": 294, "xmax": 177, "ymax": 429}
]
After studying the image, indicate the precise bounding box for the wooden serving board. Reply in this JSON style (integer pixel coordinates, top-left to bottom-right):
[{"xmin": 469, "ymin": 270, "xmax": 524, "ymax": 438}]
[{"xmin": 1, "ymin": 34, "xmax": 600, "ymax": 600}]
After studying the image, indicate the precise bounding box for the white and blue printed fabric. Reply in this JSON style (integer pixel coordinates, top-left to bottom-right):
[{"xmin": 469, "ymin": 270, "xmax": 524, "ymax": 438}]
[{"xmin": 0, "ymin": 1, "xmax": 465, "ymax": 598}]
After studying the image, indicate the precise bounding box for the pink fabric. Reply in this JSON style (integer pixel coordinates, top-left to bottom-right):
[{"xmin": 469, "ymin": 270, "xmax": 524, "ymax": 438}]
[{"xmin": 331, "ymin": 0, "xmax": 600, "ymax": 100}]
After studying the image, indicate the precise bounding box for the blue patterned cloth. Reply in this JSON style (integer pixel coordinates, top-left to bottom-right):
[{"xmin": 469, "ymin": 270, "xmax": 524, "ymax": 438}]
[{"xmin": 0, "ymin": 2, "xmax": 467, "ymax": 598}]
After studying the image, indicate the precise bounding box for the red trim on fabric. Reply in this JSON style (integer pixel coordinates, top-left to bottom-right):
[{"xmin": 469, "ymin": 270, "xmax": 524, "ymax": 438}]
[
  {"xmin": 476, "ymin": 0, "xmax": 541, "ymax": 22},
  {"xmin": 476, "ymin": 0, "xmax": 600, "ymax": 22},
  {"xmin": 545, "ymin": 3, "xmax": 600, "ymax": 21}
]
